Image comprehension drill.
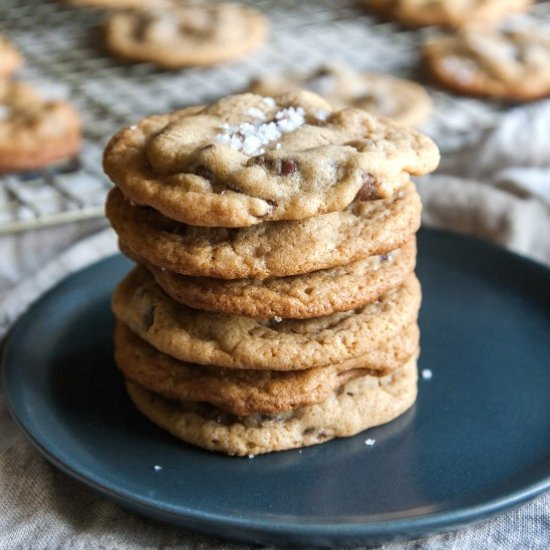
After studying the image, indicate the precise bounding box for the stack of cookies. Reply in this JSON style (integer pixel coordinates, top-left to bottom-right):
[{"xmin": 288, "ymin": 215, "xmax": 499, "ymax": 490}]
[{"xmin": 104, "ymin": 90, "xmax": 439, "ymax": 456}]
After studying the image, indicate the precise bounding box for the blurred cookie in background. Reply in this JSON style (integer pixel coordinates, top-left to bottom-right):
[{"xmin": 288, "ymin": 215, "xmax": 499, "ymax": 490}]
[
  {"xmin": 65, "ymin": 0, "xmax": 167, "ymax": 8},
  {"xmin": 0, "ymin": 81, "xmax": 81, "ymax": 173},
  {"xmin": 104, "ymin": 3, "xmax": 269, "ymax": 68},
  {"xmin": 249, "ymin": 64, "xmax": 432, "ymax": 127},
  {"xmin": 0, "ymin": 36, "xmax": 23, "ymax": 78},
  {"xmin": 364, "ymin": 0, "xmax": 533, "ymax": 29},
  {"xmin": 422, "ymin": 24, "xmax": 550, "ymax": 101}
]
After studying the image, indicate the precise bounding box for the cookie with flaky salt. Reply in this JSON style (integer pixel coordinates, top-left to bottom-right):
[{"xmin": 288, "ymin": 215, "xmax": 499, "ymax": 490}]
[{"xmin": 103, "ymin": 90, "xmax": 439, "ymax": 227}]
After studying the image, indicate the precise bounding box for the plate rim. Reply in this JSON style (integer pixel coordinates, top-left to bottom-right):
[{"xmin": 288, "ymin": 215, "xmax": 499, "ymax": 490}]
[{"xmin": 2, "ymin": 229, "xmax": 550, "ymax": 544}]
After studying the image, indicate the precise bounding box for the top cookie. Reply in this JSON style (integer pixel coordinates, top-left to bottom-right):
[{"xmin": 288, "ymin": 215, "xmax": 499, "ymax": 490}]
[
  {"xmin": 364, "ymin": 0, "xmax": 533, "ymax": 29},
  {"xmin": 103, "ymin": 91, "xmax": 439, "ymax": 227},
  {"xmin": 0, "ymin": 36, "xmax": 22, "ymax": 78},
  {"xmin": 104, "ymin": 3, "xmax": 269, "ymax": 68},
  {"xmin": 249, "ymin": 65, "xmax": 432, "ymax": 127},
  {"xmin": 422, "ymin": 25, "xmax": 550, "ymax": 101}
]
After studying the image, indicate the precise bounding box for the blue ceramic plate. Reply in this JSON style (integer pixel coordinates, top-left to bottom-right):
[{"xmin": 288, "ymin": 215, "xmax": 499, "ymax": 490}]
[{"xmin": 2, "ymin": 229, "xmax": 550, "ymax": 546}]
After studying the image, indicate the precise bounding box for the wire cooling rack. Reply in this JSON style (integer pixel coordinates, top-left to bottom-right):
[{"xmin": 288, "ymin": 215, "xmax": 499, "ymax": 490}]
[{"xmin": 1, "ymin": 0, "xmax": 549, "ymax": 235}]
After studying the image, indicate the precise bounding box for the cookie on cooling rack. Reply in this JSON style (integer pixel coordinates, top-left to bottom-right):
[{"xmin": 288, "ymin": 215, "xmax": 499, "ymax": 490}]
[
  {"xmin": 0, "ymin": 81, "xmax": 81, "ymax": 173},
  {"xmin": 364, "ymin": 0, "xmax": 533, "ymax": 29},
  {"xmin": 249, "ymin": 64, "xmax": 432, "ymax": 127},
  {"xmin": 104, "ymin": 3, "xmax": 269, "ymax": 68},
  {"xmin": 0, "ymin": 35, "xmax": 22, "ymax": 78},
  {"xmin": 422, "ymin": 25, "xmax": 550, "ymax": 101}
]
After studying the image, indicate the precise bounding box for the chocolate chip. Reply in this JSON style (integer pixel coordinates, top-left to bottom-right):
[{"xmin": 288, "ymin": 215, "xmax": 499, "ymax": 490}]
[
  {"xmin": 251, "ymin": 156, "xmax": 298, "ymax": 176},
  {"xmin": 192, "ymin": 164, "xmax": 215, "ymax": 182},
  {"xmin": 354, "ymin": 174, "xmax": 377, "ymax": 201}
]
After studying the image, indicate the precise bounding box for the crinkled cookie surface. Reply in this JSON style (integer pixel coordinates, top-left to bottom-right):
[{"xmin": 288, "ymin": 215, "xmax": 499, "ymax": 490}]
[
  {"xmin": 103, "ymin": 91, "xmax": 439, "ymax": 227},
  {"xmin": 106, "ymin": 181, "xmax": 421, "ymax": 279}
]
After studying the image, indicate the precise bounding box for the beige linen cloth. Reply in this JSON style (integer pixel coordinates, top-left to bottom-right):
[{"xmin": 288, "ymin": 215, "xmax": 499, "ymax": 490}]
[{"xmin": 1, "ymin": 102, "xmax": 550, "ymax": 549}]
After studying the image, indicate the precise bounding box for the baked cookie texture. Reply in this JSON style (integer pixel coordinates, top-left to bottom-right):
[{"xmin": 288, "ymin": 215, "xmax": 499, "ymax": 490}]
[
  {"xmin": 106, "ymin": 181, "xmax": 421, "ymax": 279},
  {"xmin": 364, "ymin": 0, "xmax": 533, "ymax": 29},
  {"xmin": 142, "ymin": 239, "xmax": 416, "ymax": 319},
  {"xmin": 104, "ymin": 3, "xmax": 269, "ymax": 68},
  {"xmin": 103, "ymin": 91, "xmax": 438, "ymax": 227},
  {"xmin": 250, "ymin": 65, "xmax": 432, "ymax": 127},
  {"xmin": 0, "ymin": 81, "xmax": 81, "ymax": 173},
  {"xmin": 126, "ymin": 357, "xmax": 418, "ymax": 456},
  {"xmin": 115, "ymin": 321, "xmax": 420, "ymax": 416},
  {"xmin": 0, "ymin": 35, "xmax": 22, "ymax": 78},
  {"xmin": 422, "ymin": 26, "xmax": 550, "ymax": 101},
  {"xmin": 104, "ymin": 89, "xmax": 440, "ymax": 455},
  {"xmin": 112, "ymin": 267, "xmax": 421, "ymax": 371}
]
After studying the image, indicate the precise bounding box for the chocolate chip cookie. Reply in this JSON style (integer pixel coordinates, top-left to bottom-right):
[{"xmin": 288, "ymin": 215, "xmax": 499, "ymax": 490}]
[
  {"xmin": 126, "ymin": 356, "xmax": 418, "ymax": 456},
  {"xmin": 250, "ymin": 65, "xmax": 432, "ymax": 127},
  {"xmin": 115, "ymin": 321, "xmax": 419, "ymax": 415},
  {"xmin": 103, "ymin": 91, "xmax": 439, "ymax": 227},
  {"xmin": 104, "ymin": 3, "xmax": 269, "ymax": 69},
  {"xmin": 111, "ymin": 266, "xmax": 421, "ymax": 371},
  {"xmin": 138, "ymin": 239, "xmax": 416, "ymax": 319},
  {"xmin": 106, "ymin": 181, "xmax": 421, "ymax": 280},
  {"xmin": 422, "ymin": 25, "xmax": 550, "ymax": 101}
]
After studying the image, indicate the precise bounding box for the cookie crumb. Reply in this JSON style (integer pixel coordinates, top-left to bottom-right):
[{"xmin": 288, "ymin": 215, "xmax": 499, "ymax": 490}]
[
  {"xmin": 421, "ymin": 369, "xmax": 433, "ymax": 380},
  {"xmin": 273, "ymin": 316, "xmax": 282, "ymax": 322},
  {"xmin": 248, "ymin": 454, "xmax": 255, "ymax": 459},
  {"xmin": 129, "ymin": 124, "xmax": 138, "ymax": 130},
  {"xmin": 262, "ymin": 97, "xmax": 275, "ymax": 107},
  {"xmin": 365, "ymin": 439, "xmax": 376, "ymax": 446},
  {"xmin": 153, "ymin": 465, "xmax": 163, "ymax": 471}
]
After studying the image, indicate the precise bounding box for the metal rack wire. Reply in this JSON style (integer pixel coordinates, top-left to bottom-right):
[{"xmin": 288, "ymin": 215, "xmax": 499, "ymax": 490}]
[{"xmin": 0, "ymin": 0, "xmax": 549, "ymax": 235}]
